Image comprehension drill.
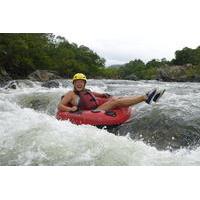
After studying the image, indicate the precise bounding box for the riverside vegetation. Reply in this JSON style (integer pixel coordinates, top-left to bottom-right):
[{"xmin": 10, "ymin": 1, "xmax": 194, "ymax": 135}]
[{"xmin": 1, "ymin": 33, "xmax": 200, "ymax": 83}]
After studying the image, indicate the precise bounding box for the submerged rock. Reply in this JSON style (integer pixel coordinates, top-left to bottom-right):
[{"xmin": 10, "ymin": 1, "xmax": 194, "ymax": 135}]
[
  {"xmin": 28, "ymin": 70, "xmax": 61, "ymax": 82},
  {"xmin": 4, "ymin": 80, "xmax": 18, "ymax": 89},
  {"xmin": 41, "ymin": 80, "xmax": 60, "ymax": 88}
]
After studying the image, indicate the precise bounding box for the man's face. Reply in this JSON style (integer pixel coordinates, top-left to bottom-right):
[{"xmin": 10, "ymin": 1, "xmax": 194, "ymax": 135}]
[{"xmin": 73, "ymin": 79, "xmax": 86, "ymax": 91}]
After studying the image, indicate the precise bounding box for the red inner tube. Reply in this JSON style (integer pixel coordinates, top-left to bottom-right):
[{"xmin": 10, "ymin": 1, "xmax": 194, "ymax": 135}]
[
  {"xmin": 56, "ymin": 96, "xmax": 133, "ymax": 126},
  {"xmin": 56, "ymin": 106, "xmax": 132, "ymax": 126},
  {"xmin": 56, "ymin": 97, "xmax": 132, "ymax": 126}
]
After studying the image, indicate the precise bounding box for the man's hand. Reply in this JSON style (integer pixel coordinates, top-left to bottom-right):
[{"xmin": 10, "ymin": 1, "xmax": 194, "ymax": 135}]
[{"xmin": 70, "ymin": 106, "xmax": 78, "ymax": 112}]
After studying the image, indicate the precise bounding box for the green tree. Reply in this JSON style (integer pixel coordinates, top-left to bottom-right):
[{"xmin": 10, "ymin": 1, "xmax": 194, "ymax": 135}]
[
  {"xmin": 0, "ymin": 33, "xmax": 106, "ymax": 79},
  {"xmin": 172, "ymin": 46, "xmax": 200, "ymax": 65},
  {"xmin": 0, "ymin": 33, "xmax": 54, "ymax": 78},
  {"xmin": 119, "ymin": 59, "xmax": 145, "ymax": 79},
  {"xmin": 146, "ymin": 58, "xmax": 168, "ymax": 68}
]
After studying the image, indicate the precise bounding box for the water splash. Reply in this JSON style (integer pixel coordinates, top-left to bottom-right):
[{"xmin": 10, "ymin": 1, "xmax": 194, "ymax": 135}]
[{"xmin": 1, "ymin": 79, "xmax": 200, "ymax": 165}]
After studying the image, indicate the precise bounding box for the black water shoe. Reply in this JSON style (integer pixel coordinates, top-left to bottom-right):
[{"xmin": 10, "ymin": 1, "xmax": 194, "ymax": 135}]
[
  {"xmin": 153, "ymin": 89, "xmax": 166, "ymax": 102},
  {"xmin": 145, "ymin": 89, "xmax": 157, "ymax": 104}
]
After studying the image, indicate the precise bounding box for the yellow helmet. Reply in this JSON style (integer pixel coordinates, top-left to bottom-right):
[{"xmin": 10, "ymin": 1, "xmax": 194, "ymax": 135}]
[{"xmin": 72, "ymin": 73, "xmax": 87, "ymax": 83}]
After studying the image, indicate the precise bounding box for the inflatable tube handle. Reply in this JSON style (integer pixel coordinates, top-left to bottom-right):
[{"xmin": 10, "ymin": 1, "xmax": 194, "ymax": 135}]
[{"xmin": 105, "ymin": 110, "xmax": 117, "ymax": 117}]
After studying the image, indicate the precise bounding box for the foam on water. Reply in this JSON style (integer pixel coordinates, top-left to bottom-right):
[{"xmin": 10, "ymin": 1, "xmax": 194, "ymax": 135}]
[
  {"xmin": 1, "ymin": 98, "xmax": 200, "ymax": 166},
  {"xmin": 1, "ymin": 80, "xmax": 200, "ymax": 165}
]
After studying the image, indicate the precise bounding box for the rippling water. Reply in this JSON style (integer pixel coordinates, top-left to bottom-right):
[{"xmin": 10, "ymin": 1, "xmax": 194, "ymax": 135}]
[{"xmin": 1, "ymin": 79, "xmax": 200, "ymax": 165}]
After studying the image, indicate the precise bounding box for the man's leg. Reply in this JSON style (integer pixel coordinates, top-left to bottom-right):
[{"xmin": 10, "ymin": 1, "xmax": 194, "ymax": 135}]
[
  {"xmin": 97, "ymin": 95, "xmax": 147, "ymax": 111},
  {"xmin": 96, "ymin": 89, "xmax": 158, "ymax": 111}
]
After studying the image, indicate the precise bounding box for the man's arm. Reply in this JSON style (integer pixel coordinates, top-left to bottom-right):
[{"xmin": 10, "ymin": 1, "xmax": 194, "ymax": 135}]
[{"xmin": 57, "ymin": 91, "xmax": 77, "ymax": 112}]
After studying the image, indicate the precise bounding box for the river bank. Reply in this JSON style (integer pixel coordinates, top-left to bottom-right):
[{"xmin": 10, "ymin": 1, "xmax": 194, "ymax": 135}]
[{"xmin": 1, "ymin": 64, "xmax": 200, "ymax": 90}]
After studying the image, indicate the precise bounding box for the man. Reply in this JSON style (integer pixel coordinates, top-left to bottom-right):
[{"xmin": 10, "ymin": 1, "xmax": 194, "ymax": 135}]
[{"xmin": 58, "ymin": 73, "xmax": 165, "ymax": 112}]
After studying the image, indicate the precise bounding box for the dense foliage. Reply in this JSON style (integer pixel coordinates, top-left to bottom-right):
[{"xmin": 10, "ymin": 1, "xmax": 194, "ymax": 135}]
[
  {"xmin": 109, "ymin": 58, "xmax": 170, "ymax": 80},
  {"xmin": 172, "ymin": 46, "xmax": 200, "ymax": 65},
  {"xmin": 0, "ymin": 34, "xmax": 105, "ymax": 78},
  {"xmin": 106, "ymin": 47, "xmax": 200, "ymax": 80},
  {"xmin": 0, "ymin": 33, "xmax": 200, "ymax": 80}
]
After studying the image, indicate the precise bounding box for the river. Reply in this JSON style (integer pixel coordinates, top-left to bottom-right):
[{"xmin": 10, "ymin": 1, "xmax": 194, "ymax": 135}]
[{"xmin": 1, "ymin": 79, "xmax": 200, "ymax": 165}]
